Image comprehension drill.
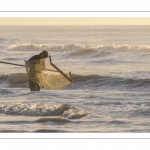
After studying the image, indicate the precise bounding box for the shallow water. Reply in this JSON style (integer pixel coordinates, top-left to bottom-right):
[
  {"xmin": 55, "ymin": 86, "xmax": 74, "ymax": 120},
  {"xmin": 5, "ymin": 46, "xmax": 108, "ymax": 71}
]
[{"xmin": 0, "ymin": 25, "xmax": 150, "ymax": 132}]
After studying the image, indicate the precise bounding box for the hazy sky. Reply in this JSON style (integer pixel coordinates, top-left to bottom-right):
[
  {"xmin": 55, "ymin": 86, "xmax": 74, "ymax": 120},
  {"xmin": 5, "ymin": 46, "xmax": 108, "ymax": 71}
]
[{"xmin": 0, "ymin": 18, "xmax": 150, "ymax": 25}]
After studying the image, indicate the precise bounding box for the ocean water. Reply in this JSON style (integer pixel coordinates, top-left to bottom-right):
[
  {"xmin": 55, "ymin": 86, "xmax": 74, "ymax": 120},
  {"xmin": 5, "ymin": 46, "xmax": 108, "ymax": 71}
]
[{"xmin": 0, "ymin": 25, "xmax": 150, "ymax": 132}]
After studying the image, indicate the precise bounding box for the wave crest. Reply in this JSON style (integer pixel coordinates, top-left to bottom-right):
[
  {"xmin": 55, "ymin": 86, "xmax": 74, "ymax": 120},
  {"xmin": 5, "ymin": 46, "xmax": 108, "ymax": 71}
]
[
  {"xmin": 0, "ymin": 73, "xmax": 28, "ymax": 88},
  {"xmin": 72, "ymin": 74, "xmax": 150, "ymax": 89},
  {"xmin": 0, "ymin": 103, "xmax": 88, "ymax": 119},
  {"xmin": 7, "ymin": 43, "xmax": 150, "ymax": 53},
  {"xmin": 0, "ymin": 73, "xmax": 150, "ymax": 89}
]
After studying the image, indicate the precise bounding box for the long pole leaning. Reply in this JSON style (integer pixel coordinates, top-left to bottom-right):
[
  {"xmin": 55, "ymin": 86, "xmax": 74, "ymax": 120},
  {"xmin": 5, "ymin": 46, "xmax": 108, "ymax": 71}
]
[
  {"xmin": 0, "ymin": 61, "xmax": 27, "ymax": 67},
  {"xmin": 0, "ymin": 60, "xmax": 58, "ymax": 72},
  {"xmin": 49, "ymin": 55, "xmax": 73, "ymax": 83}
]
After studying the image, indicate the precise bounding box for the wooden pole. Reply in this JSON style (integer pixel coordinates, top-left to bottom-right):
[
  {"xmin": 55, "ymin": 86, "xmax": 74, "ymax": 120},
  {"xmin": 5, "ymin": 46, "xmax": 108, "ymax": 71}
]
[
  {"xmin": 0, "ymin": 61, "xmax": 27, "ymax": 67},
  {"xmin": 0, "ymin": 60, "xmax": 58, "ymax": 72},
  {"xmin": 49, "ymin": 55, "xmax": 73, "ymax": 83}
]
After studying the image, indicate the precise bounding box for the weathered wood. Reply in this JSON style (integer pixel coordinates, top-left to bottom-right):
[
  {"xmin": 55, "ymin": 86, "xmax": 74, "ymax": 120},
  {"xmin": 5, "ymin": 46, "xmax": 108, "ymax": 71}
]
[
  {"xmin": 0, "ymin": 60, "xmax": 58, "ymax": 72},
  {"xmin": 0, "ymin": 61, "xmax": 27, "ymax": 67},
  {"xmin": 49, "ymin": 56, "xmax": 73, "ymax": 83}
]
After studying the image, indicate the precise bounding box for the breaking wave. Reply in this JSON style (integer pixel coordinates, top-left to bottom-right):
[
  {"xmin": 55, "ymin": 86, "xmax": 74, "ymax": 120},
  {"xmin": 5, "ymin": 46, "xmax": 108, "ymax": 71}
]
[
  {"xmin": 7, "ymin": 43, "xmax": 150, "ymax": 54},
  {"xmin": 0, "ymin": 103, "xmax": 88, "ymax": 119},
  {"xmin": 0, "ymin": 73, "xmax": 150, "ymax": 89},
  {"xmin": 72, "ymin": 74, "xmax": 150, "ymax": 89},
  {"xmin": 0, "ymin": 73, "xmax": 28, "ymax": 88}
]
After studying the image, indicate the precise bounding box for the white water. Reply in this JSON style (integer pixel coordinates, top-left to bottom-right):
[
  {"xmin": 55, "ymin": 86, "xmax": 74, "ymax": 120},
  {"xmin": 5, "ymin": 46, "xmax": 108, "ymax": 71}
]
[{"xmin": 0, "ymin": 25, "xmax": 150, "ymax": 132}]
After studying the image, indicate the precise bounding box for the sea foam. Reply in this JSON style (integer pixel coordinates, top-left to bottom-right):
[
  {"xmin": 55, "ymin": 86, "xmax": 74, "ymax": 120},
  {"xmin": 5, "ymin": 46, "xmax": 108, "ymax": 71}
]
[
  {"xmin": 7, "ymin": 43, "xmax": 150, "ymax": 53},
  {"xmin": 0, "ymin": 103, "xmax": 88, "ymax": 119}
]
